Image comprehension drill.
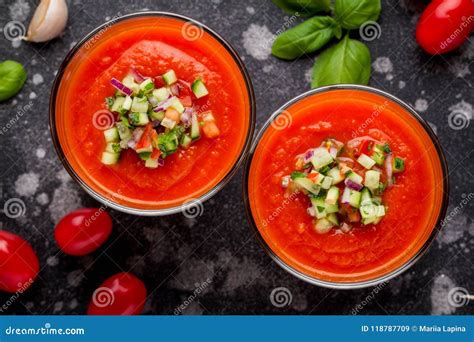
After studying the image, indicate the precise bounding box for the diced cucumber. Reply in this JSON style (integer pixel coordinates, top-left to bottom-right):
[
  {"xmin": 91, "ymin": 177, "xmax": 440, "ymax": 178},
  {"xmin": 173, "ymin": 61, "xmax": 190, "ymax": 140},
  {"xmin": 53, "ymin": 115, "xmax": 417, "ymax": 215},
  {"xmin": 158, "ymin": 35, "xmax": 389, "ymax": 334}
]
[
  {"xmin": 364, "ymin": 170, "xmax": 380, "ymax": 191},
  {"xmin": 170, "ymin": 98, "xmax": 185, "ymax": 113},
  {"xmin": 139, "ymin": 78, "xmax": 154, "ymax": 93},
  {"xmin": 325, "ymin": 186, "xmax": 339, "ymax": 205},
  {"xmin": 357, "ymin": 153, "xmax": 376, "ymax": 169},
  {"xmin": 105, "ymin": 142, "xmax": 121, "ymax": 153},
  {"xmin": 145, "ymin": 158, "xmax": 159, "ymax": 168},
  {"xmin": 116, "ymin": 122, "xmax": 131, "ymax": 141},
  {"xmin": 131, "ymin": 96, "xmax": 149, "ymax": 113},
  {"xmin": 129, "ymin": 113, "xmax": 149, "ymax": 126},
  {"xmin": 150, "ymin": 110, "xmax": 165, "ymax": 121},
  {"xmin": 111, "ymin": 97, "xmax": 125, "ymax": 113},
  {"xmin": 327, "ymin": 167, "xmax": 345, "ymax": 184},
  {"xmin": 180, "ymin": 134, "xmax": 192, "ymax": 148},
  {"xmin": 310, "ymin": 197, "xmax": 327, "ymax": 219},
  {"xmin": 372, "ymin": 196, "xmax": 382, "ymax": 205},
  {"xmin": 152, "ymin": 87, "xmax": 170, "ymax": 102},
  {"xmin": 314, "ymin": 218, "xmax": 334, "ymax": 234},
  {"xmin": 161, "ymin": 117, "xmax": 177, "ymax": 129},
  {"xmin": 162, "ymin": 70, "xmax": 177, "ymax": 85},
  {"xmin": 294, "ymin": 177, "xmax": 320, "ymax": 195},
  {"xmin": 104, "ymin": 127, "xmax": 119, "ymax": 142},
  {"xmin": 138, "ymin": 152, "xmax": 152, "ymax": 160},
  {"xmin": 191, "ymin": 79, "xmax": 209, "ymax": 99},
  {"xmin": 360, "ymin": 204, "xmax": 378, "ymax": 219},
  {"xmin": 314, "ymin": 173, "xmax": 325, "ymax": 185},
  {"xmin": 393, "ymin": 157, "xmax": 405, "ymax": 173},
  {"xmin": 341, "ymin": 187, "xmax": 351, "ymax": 204},
  {"xmin": 101, "ymin": 151, "xmax": 120, "ymax": 165},
  {"xmin": 371, "ymin": 151, "xmax": 385, "ymax": 166},
  {"xmin": 376, "ymin": 205, "xmax": 386, "ymax": 217},
  {"xmin": 325, "ymin": 203, "xmax": 339, "ymax": 214},
  {"xmin": 327, "ymin": 213, "xmax": 339, "ymax": 226},
  {"xmin": 321, "ymin": 176, "xmax": 333, "ymax": 190},
  {"xmin": 310, "ymin": 147, "xmax": 334, "ymax": 170},
  {"xmin": 346, "ymin": 171, "xmax": 363, "ymax": 185},
  {"xmin": 191, "ymin": 114, "xmax": 201, "ymax": 140},
  {"xmin": 122, "ymin": 96, "xmax": 132, "ymax": 111},
  {"xmin": 349, "ymin": 189, "xmax": 361, "ymax": 208},
  {"xmin": 360, "ymin": 188, "xmax": 373, "ymax": 206},
  {"xmin": 122, "ymin": 76, "xmax": 139, "ymax": 94}
]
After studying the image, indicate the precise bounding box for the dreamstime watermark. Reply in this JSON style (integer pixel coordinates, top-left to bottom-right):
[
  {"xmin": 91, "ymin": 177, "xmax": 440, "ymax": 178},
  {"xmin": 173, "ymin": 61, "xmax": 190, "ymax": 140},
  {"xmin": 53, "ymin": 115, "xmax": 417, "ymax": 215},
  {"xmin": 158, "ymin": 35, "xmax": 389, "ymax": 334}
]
[
  {"xmin": 351, "ymin": 100, "xmax": 389, "ymax": 138},
  {"xmin": 92, "ymin": 287, "xmax": 115, "ymax": 308},
  {"xmin": 270, "ymin": 110, "xmax": 293, "ymax": 131},
  {"xmin": 3, "ymin": 198, "xmax": 26, "ymax": 219},
  {"xmin": 0, "ymin": 101, "xmax": 34, "ymax": 136},
  {"xmin": 448, "ymin": 109, "xmax": 471, "ymax": 130},
  {"xmin": 270, "ymin": 287, "xmax": 293, "ymax": 308},
  {"xmin": 440, "ymin": 16, "xmax": 474, "ymax": 51},
  {"xmin": 174, "ymin": 278, "xmax": 212, "ymax": 315},
  {"xmin": 181, "ymin": 21, "xmax": 204, "ymax": 41},
  {"xmin": 447, "ymin": 287, "xmax": 473, "ymax": 308},
  {"xmin": 263, "ymin": 13, "xmax": 301, "ymax": 50},
  {"xmin": 440, "ymin": 193, "xmax": 474, "ymax": 228},
  {"xmin": 92, "ymin": 110, "xmax": 115, "ymax": 130},
  {"xmin": 84, "ymin": 205, "xmax": 107, "ymax": 227},
  {"xmin": 261, "ymin": 190, "xmax": 299, "ymax": 227},
  {"xmin": 5, "ymin": 323, "xmax": 85, "ymax": 336},
  {"xmin": 359, "ymin": 21, "xmax": 382, "ymax": 41},
  {"xmin": 181, "ymin": 198, "xmax": 204, "ymax": 219},
  {"xmin": 3, "ymin": 20, "xmax": 26, "ymax": 41},
  {"xmin": 0, "ymin": 279, "xmax": 34, "ymax": 313},
  {"xmin": 84, "ymin": 12, "xmax": 123, "ymax": 49},
  {"xmin": 351, "ymin": 281, "xmax": 388, "ymax": 315}
]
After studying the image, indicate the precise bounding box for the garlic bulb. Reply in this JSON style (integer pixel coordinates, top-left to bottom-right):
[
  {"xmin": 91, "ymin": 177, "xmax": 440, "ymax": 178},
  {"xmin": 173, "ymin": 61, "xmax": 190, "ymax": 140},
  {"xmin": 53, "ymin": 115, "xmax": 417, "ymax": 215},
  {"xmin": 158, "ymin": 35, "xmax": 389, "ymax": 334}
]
[{"xmin": 26, "ymin": 0, "xmax": 68, "ymax": 43}]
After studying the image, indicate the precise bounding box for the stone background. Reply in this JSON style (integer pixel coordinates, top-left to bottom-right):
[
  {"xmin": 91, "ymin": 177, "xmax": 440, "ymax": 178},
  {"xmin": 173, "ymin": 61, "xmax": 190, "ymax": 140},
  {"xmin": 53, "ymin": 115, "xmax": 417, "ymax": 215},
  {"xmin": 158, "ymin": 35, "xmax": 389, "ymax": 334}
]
[{"xmin": 0, "ymin": 0, "xmax": 473, "ymax": 315}]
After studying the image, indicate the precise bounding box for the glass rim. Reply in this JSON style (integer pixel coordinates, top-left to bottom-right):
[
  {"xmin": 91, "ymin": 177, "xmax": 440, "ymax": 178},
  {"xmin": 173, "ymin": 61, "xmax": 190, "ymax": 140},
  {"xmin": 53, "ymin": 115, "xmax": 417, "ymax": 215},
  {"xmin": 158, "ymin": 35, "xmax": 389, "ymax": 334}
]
[
  {"xmin": 242, "ymin": 84, "xmax": 449, "ymax": 289},
  {"xmin": 49, "ymin": 11, "xmax": 256, "ymax": 216}
]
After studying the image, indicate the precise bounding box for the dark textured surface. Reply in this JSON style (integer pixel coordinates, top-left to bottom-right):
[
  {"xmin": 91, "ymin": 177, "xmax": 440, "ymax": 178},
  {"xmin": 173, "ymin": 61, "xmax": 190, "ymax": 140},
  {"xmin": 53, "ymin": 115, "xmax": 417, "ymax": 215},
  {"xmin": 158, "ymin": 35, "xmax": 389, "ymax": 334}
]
[{"xmin": 0, "ymin": 0, "xmax": 473, "ymax": 315}]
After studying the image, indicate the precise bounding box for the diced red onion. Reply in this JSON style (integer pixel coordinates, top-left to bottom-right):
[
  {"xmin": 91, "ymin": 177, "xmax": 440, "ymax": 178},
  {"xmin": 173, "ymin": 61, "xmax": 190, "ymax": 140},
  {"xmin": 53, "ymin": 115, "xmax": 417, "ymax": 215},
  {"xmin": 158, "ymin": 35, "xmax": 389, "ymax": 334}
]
[
  {"xmin": 152, "ymin": 120, "xmax": 161, "ymax": 128},
  {"xmin": 129, "ymin": 68, "xmax": 146, "ymax": 83},
  {"xmin": 329, "ymin": 147, "xmax": 338, "ymax": 158},
  {"xmin": 148, "ymin": 95, "xmax": 159, "ymax": 107},
  {"xmin": 344, "ymin": 178, "xmax": 363, "ymax": 191},
  {"xmin": 111, "ymin": 78, "xmax": 133, "ymax": 96},
  {"xmin": 341, "ymin": 187, "xmax": 351, "ymax": 204},
  {"xmin": 181, "ymin": 108, "xmax": 193, "ymax": 125},
  {"xmin": 347, "ymin": 136, "xmax": 382, "ymax": 148},
  {"xmin": 337, "ymin": 157, "xmax": 354, "ymax": 163},
  {"xmin": 307, "ymin": 207, "xmax": 316, "ymax": 217},
  {"xmin": 341, "ymin": 223, "xmax": 352, "ymax": 233},
  {"xmin": 169, "ymin": 84, "xmax": 180, "ymax": 96},
  {"xmin": 385, "ymin": 153, "xmax": 393, "ymax": 187},
  {"xmin": 303, "ymin": 149, "xmax": 314, "ymax": 163},
  {"xmin": 153, "ymin": 96, "xmax": 174, "ymax": 112},
  {"xmin": 157, "ymin": 158, "xmax": 165, "ymax": 167}
]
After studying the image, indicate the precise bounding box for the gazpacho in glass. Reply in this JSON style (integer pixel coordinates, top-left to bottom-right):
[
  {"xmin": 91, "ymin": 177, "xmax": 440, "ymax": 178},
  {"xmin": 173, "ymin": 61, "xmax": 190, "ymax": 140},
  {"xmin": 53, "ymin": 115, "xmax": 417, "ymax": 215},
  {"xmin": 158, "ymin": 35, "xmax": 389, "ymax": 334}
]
[
  {"xmin": 245, "ymin": 86, "xmax": 448, "ymax": 288},
  {"xmin": 50, "ymin": 12, "xmax": 255, "ymax": 215}
]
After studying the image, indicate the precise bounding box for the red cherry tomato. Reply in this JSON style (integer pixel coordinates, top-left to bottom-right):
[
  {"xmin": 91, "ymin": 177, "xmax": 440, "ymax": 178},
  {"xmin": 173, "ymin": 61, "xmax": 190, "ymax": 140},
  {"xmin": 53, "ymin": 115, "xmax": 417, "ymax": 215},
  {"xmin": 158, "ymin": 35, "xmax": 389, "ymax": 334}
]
[
  {"xmin": 416, "ymin": 0, "xmax": 474, "ymax": 54},
  {"xmin": 0, "ymin": 230, "xmax": 39, "ymax": 293},
  {"xmin": 54, "ymin": 208, "xmax": 112, "ymax": 256},
  {"xmin": 87, "ymin": 272, "xmax": 147, "ymax": 315}
]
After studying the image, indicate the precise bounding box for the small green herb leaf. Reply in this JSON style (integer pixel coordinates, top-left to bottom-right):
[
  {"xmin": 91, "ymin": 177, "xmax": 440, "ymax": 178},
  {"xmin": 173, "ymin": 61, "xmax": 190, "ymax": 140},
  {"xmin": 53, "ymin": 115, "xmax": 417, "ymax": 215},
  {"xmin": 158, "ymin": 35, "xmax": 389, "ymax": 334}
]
[
  {"xmin": 272, "ymin": 0, "xmax": 331, "ymax": 16},
  {"xmin": 334, "ymin": 0, "xmax": 381, "ymax": 29},
  {"xmin": 311, "ymin": 35, "xmax": 371, "ymax": 88},
  {"xmin": 272, "ymin": 16, "xmax": 339, "ymax": 60},
  {"xmin": 0, "ymin": 60, "xmax": 27, "ymax": 102}
]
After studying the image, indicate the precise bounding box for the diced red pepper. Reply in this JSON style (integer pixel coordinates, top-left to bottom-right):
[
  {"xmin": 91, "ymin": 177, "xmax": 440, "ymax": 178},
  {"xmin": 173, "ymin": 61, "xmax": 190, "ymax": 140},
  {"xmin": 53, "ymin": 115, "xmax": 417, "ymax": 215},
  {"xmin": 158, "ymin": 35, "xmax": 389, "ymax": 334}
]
[
  {"xmin": 135, "ymin": 124, "xmax": 153, "ymax": 151},
  {"xmin": 357, "ymin": 140, "xmax": 373, "ymax": 157},
  {"xmin": 150, "ymin": 148, "xmax": 161, "ymax": 160},
  {"xmin": 179, "ymin": 96, "xmax": 193, "ymax": 107}
]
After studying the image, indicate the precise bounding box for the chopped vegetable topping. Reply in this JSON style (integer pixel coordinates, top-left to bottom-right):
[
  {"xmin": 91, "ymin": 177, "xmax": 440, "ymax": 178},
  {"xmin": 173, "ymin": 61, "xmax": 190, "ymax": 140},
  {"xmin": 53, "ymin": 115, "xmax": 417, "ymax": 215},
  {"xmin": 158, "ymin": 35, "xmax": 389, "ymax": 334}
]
[
  {"xmin": 97, "ymin": 69, "xmax": 217, "ymax": 167},
  {"xmin": 282, "ymin": 137, "xmax": 405, "ymax": 234}
]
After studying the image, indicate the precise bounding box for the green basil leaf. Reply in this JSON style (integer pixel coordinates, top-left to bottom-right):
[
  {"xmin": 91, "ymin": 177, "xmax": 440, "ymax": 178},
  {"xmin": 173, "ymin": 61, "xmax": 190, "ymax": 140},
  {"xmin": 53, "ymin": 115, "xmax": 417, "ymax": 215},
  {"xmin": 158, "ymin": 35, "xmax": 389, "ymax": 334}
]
[
  {"xmin": 311, "ymin": 35, "xmax": 371, "ymax": 88},
  {"xmin": 334, "ymin": 0, "xmax": 381, "ymax": 29},
  {"xmin": 272, "ymin": 16, "xmax": 340, "ymax": 60},
  {"xmin": 0, "ymin": 60, "xmax": 27, "ymax": 102},
  {"xmin": 272, "ymin": 0, "xmax": 331, "ymax": 16}
]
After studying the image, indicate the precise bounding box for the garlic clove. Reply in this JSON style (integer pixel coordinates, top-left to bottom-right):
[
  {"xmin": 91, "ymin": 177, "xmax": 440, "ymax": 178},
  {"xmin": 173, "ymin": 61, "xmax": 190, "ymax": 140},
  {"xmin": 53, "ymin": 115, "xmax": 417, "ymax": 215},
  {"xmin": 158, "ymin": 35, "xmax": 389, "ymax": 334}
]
[{"xmin": 25, "ymin": 0, "xmax": 68, "ymax": 43}]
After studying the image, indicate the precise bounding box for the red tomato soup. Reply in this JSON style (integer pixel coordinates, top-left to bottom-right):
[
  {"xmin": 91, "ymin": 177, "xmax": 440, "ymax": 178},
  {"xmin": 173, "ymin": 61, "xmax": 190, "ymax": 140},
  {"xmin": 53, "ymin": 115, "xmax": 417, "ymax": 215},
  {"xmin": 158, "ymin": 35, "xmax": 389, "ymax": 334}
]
[
  {"xmin": 54, "ymin": 15, "xmax": 252, "ymax": 210},
  {"xmin": 248, "ymin": 89, "xmax": 446, "ymax": 284}
]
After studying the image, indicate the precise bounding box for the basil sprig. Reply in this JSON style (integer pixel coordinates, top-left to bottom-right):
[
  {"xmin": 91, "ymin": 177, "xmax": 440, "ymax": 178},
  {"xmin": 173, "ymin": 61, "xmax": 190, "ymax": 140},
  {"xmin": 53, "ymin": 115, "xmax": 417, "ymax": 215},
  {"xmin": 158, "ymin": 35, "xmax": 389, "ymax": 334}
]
[
  {"xmin": 271, "ymin": 0, "xmax": 381, "ymax": 87},
  {"xmin": 272, "ymin": 16, "xmax": 341, "ymax": 60},
  {"xmin": 0, "ymin": 60, "xmax": 27, "ymax": 102},
  {"xmin": 272, "ymin": 0, "xmax": 331, "ymax": 16}
]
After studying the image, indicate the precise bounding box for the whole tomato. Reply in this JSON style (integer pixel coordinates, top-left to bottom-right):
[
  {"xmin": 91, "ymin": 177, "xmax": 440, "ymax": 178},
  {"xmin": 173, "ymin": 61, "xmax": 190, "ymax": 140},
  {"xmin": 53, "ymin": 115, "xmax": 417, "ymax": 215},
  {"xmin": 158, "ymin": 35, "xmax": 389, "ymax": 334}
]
[
  {"xmin": 0, "ymin": 230, "xmax": 39, "ymax": 293},
  {"xmin": 416, "ymin": 0, "xmax": 474, "ymax": 54},
  {"xmin": 87, "ymin": 272, "xmax": 147, "ymax": 315},
  {"xmin": 54, "ymin": 208, "xmax": 113, "ymax": 256}
]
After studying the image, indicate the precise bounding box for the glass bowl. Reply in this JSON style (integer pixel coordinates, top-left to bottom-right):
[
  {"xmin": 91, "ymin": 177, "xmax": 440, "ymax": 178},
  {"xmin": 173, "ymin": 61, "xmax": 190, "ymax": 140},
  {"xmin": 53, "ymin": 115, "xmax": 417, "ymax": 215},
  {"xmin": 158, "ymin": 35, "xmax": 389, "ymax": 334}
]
[
  {"xmin": 50, "ymin": 12, "xmax": 255, "ymax": 216},
  {"xmin": 243, "ymin": 85, "xmax": 448, "ymax": 289}
]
